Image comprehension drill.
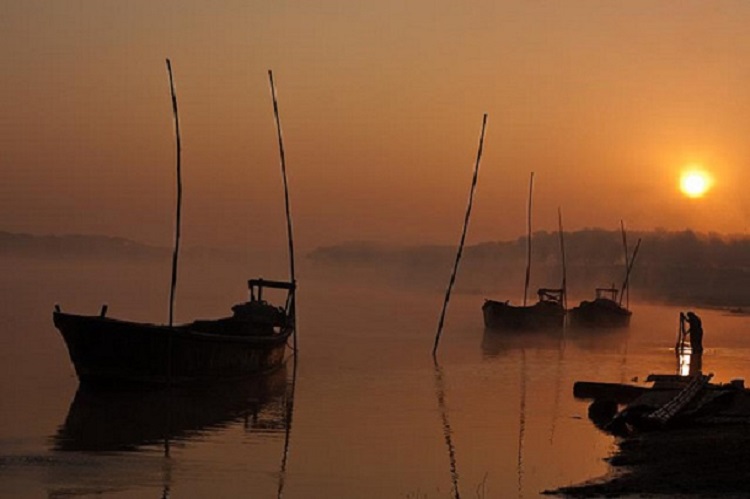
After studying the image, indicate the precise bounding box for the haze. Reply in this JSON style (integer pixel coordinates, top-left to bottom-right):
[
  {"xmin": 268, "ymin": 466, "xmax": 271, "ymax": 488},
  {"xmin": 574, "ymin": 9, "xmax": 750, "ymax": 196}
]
[{"xmin": 3, "ymin": 1, "xmax": 750, "ymax": 251}]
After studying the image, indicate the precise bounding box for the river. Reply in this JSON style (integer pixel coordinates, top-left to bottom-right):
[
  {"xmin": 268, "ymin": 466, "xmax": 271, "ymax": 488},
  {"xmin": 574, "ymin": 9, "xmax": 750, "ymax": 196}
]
[{"xmin": 1, "ymin": 255, "xmax": 748, "ymax": 498}]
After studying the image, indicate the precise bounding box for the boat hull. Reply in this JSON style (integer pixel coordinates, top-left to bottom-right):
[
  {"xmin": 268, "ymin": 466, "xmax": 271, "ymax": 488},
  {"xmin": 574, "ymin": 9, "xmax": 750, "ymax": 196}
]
[
  {"xmin": 482, "ymin": 299, "xmax": 565, "ymax": 330},
  {"xmin": 53, "ymin": 312, "xmax": 291, "ymax": 385},
  {"xmin": 568, "ymin": 299, "xmax": 631, "ymax": 328}
]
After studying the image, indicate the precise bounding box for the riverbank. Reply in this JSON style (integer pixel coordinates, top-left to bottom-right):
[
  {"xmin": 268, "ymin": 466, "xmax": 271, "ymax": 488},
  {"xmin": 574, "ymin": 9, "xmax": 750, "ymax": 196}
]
[{"xmin": 546, "ymin": 424, "xmax": 750, "ymax": 497}]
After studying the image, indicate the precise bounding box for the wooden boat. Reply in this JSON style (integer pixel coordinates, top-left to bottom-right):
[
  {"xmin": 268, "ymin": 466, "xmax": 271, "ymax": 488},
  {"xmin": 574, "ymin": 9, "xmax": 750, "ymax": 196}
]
[
  {"xmin": 53, "ymin": 279, "xmax": 295, "ymax": 385},
  {"xmin": 483, "ymin": 174, "xmax": 567, "ymax": 331},
  {"xmin": 53, "ymin": 66, "xmax": 297, "ymax": 386},
  {"xmin": 569, "ymin": 224, "xmax": 641, "ymax": 328},
  {"xmin": 568, "ymin": 287, "xmax": 631, "ymax": 328},
  {"xmin": 483, "ymin": 288, "xmax": 565, "ymax": 330},
  {"xmin": 575, "ymin": 372, "xmax": 750, "ymax": 435}
]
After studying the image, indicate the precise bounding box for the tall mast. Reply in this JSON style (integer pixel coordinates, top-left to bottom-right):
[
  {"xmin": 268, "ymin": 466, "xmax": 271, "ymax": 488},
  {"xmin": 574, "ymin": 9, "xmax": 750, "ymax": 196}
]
[
  {"xmin": 523, "ymin": 172, "xmax": 534, "ymax": 306},
  {"xmin": 620, "ymin": 220, "xmax": 630, "ymax": 308},
  {"xmin": 558, "ymin": 207, "xmax": 567, "ymax": 310},
  {"xmin": 619, "ymin": 238, "xmax": 641, "ymax": 307}
]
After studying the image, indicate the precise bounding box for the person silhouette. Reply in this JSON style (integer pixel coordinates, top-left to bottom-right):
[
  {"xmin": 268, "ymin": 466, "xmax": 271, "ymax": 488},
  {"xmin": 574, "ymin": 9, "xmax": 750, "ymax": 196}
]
[{"xmin": 684, "ymin": 311, "xmax": 703, "ymax": 352}]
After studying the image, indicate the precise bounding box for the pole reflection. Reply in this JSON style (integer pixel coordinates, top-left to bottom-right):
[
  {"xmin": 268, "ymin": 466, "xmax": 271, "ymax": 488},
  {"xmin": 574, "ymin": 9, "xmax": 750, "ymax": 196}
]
[
  {"xmin": 277, "ymin": 353, "xmax": 298, "ymax": 499},
  {"xmin": 517, "ymin": 349, "xmax": 526, "ymax": 499},
  {"xmin": 433, "ymin": 360, "xmax": 461, "ymax": 499}
]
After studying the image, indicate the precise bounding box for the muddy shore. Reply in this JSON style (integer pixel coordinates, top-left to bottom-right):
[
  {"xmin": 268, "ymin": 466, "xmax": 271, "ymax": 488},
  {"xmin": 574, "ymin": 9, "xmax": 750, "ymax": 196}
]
[{"xmin": 546, "ymin": 424, "xmax": 750, "ymax": 497}]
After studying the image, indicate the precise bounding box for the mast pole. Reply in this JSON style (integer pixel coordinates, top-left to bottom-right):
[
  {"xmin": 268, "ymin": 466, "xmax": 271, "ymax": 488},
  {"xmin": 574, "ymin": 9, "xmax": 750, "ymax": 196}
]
[
  {"xmin": 620, "ymin": 220, "xmax": 630, "ymax": 308},
  {"xmin": 432, "ymin": 114, "xmax": 487, "ymax": 357},
  {"xmin": 619, "ymin": 238, "xmax": 641, "ymax": 307},
  {"xmin": 558, "ymin": 207, "xmax": 567, "ymax": 311},
  {"xmin": 166, "ymin": 59, "xmax": 182, "ymax": 329},
  {"xmin": 523, "ymin": 172, "xmax": 534, "ymax": 306}
]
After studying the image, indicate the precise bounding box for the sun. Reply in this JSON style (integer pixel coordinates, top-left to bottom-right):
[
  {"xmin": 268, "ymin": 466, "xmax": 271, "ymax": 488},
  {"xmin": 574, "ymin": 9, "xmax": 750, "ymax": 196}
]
[{"xmin": 679, "ymin": 169, "xmax": 713, "ymax": 198}]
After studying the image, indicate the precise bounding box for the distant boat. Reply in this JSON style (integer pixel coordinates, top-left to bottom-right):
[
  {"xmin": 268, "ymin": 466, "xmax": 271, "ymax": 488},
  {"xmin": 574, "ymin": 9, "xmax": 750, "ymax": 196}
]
[
  {"xmin": 568, "ymin": 287, "xmax": 631, "ymax": 328},
  {"xmin": 483, "ymin": 288, "xmax": 566, "ymax": 330},
  {"xmin": 53, "ymin": 65, "xmax": 296, "ymax": 385},
  {"xmin": 483, "ymin": 173, "xmax": 566, "ymax": 331},
  {"xmin": 568, "ymin": 225, "xmax": 641, "ymax": 329}
]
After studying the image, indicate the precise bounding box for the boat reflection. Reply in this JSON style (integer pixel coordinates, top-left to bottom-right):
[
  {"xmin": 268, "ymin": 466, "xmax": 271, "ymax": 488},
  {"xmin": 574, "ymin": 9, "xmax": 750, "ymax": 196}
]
[
  {"xmin": 565, "ymin": 326, "xmax": 630, "ymax": 353},
  {"xmin": 481, "ymin": 326, "xmax": 629, "ymax": 358},
  {"xmin": 481, "ymin": 328, "xmax": 563, "ymax": 358},
  {"xmin": 52, "ymin": 364, "xmax": 290, "ymax": 452}
]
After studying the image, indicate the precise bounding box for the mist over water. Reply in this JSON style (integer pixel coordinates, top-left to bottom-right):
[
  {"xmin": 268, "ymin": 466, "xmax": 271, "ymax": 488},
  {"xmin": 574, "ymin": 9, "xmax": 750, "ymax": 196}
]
[
  {"xmin": 2, "ymin": 253, "xmax": 750, "ymax": 497},
  {"xmin": 310, "ymin": 228, "xmax": 750, "ymax": 307}
]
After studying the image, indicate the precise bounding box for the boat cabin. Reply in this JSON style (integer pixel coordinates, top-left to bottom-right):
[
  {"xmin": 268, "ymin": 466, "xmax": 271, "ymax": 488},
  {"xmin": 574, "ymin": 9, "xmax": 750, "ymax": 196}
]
[
  {"xmin": 537, "ymin": 288, "xmax": 564, "ymax": 305},
  {"xmin": 595, "ymin": 287, "xmax": 619, "ymax": 302}
]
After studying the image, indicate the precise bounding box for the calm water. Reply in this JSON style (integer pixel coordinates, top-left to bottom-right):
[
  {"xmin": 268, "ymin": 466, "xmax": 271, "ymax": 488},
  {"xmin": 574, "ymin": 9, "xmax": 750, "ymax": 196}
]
[{"xmin": 2, "ymin": 256, "xmax": 750, "ymax": 498}]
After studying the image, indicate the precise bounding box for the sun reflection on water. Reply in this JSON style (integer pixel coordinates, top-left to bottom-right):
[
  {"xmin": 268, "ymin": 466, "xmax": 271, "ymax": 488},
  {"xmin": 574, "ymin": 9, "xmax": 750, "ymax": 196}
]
[{"xmin": 677, "ymin": 348, "xmax": 702, "ymax": 377}]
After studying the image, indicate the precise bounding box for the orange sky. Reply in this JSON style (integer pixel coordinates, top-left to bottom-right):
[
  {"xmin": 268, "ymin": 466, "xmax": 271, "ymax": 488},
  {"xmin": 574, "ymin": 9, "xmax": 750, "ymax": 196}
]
[{"xmin": 3, "ymin": 1, "xmax": 750, "ymax": 251}]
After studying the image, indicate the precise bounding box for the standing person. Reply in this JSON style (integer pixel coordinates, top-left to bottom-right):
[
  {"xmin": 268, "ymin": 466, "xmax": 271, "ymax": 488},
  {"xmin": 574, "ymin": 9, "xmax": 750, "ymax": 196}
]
[{"xmin": 685, "ymin": 311, "xmax": 704, "ymax": 352}]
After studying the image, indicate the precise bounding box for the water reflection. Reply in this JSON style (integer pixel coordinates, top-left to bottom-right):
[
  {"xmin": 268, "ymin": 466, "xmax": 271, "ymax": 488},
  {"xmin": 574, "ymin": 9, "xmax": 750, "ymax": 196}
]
[
  {"xmin": 481, "ymin": 324, "xmax": 634, "ymax": 496},
  {"xmin": 43, "ymin": 361, "xmax": 299, "ymax": 498},
  {"xmin": 481, "ymin": 326, "xmax": 630, "ymax": 359},
  {"xmin": 433, "ymin": 361, "xmax": 461, "ymax": 499},
  {"xmin": 52, "ymin": 364, "xmax": 289, "ymax": 452},
  {"xmin": 565, "ymin": 326, "xmax": 630, "ymax": 354},
  {"xmin": 481, "ymin": 329, "xmax": 564, "ymax": 358},
  {"xmin": 517, "ymin": 349, "xmax": 527, "ymax": 499}
]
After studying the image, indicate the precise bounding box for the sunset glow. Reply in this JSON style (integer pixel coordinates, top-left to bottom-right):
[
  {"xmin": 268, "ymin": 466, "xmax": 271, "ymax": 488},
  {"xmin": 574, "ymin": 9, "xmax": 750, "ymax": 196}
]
[
  {"xmin": 6, "ymin": 3, "xmax": 750, "ymax": 498},
  {"xmin": 1, "ymin": 3, "xmax": 749, "ymax": 244},
  {"xmin": 680, "ymin": 169, "xmax": 712, "ymax": 199}
]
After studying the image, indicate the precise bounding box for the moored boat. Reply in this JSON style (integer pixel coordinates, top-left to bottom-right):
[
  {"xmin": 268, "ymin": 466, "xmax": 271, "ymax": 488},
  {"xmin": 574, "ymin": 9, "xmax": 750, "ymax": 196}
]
[
  {"xmin": 52, "ymin": 66, "xmax": 298, "ymax": 386},
  {"xmin": 569, "ymin": 224, "xmax": 641, "ymax": 329},
  {"xmin": 483, "ymin": 173, "xmax": 567, "ymax": 332},
  {"xmin": 568, "ymin": 287, "xmax": 631, "ymax": 328},
  {"xmin": 53, "ymin": 279, "xmax": 295, "ymax": 385},
  {"xmin": 483, "ymin": 288, "xmax": 565, "ymax": 330},
  {"xmin": 575, "ymin": 373, "xmax": 750, "ymax": 435}
]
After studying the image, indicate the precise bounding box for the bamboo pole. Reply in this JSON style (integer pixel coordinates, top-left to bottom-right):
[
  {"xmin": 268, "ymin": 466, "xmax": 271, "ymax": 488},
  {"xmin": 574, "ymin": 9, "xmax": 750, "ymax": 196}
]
[
  {"xmin": 166, "ymin": 59, "xmax": 182, "ymax": 329},
  {"xmin": 432, "ymin": 114, "xmax": 487, "ymax": 357},
  {"xmin": 165, "ymin": 59, "xmax": 181, "ymax": 386},
  {"xmin": 523, "ymin": 172, "xmax": 535, "ymax": 306},
  {"xmin": 433, "ymin": 361, "xmax": 461, "ymax": 499},
  {"xmin": 268, "ymin": 70, "xmax": 298, "ymax": 352},
  {"xmin": 268, "ymin": 70, "xmax": 296, "ymax": 284},
  {"xmin": 675, "ymin": 314, "xmax": 686, "ymax": 351}
]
